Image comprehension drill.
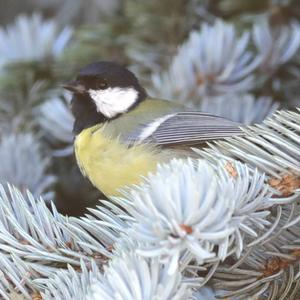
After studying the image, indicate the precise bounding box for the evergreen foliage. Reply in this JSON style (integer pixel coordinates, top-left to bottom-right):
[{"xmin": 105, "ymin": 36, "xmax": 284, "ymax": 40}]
[{"xmin": 0, "ymin": 0, "xmax": 299, "ymax": 299}]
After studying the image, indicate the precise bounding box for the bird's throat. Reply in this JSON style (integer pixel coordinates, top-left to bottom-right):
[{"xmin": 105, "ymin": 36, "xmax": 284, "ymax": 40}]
[{"xmin": 72, "ymin": 94, "xmax": 107, "ymax": 135}]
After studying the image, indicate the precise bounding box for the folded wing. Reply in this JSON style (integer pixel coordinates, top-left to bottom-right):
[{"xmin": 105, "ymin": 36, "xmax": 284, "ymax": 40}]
[{"xmin": 128, "ymin": 112, "xmax": 243, "ymax": 146}]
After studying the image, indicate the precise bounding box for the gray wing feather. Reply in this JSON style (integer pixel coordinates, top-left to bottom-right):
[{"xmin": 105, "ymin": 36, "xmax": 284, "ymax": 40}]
[{"xmin": 128, "ymin": 112, "xmax": 242, "ymax": 146}]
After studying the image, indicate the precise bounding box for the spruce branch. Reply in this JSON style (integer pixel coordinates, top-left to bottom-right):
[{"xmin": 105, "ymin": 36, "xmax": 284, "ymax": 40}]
[
  {"xmin": 64, "ymin": 200, "xmax": 132, "ymax": 252},
  {"xmin": 38, "ymin": 260, "xmax": 101, "ymax": 300},
  {"xmin": 116, "ymin": 159, "xmax": 234, "ymax": 273},
  {"xmin": 0, "ymin": 2, "xmax": 299, "ymax": 299},
  {"xmin": 125, "ymin": 0, "xmax": 200, "ymax": 71},
  {"xmin": 105, "ymin": 159, "xmax": 276, "ymax": 280},
  {"xmin": 0, "ymin": 133, "xmax": 55, "ymax": 200},
  {"xmin": 0, "ymin": 253, "xmax": 38, "ymax": 300},
  {"xmin": 151, "ymin": 19, "xmax": 260, "ymax": 102},
  {"xmin": 0, "ymin": 184, "xmax": 110, "ymax": 274},
  {"xmin": 0, "ymin": 13, "xmax": 72, "ymax": 68},
  {"xmin": 0, "ymin": 107, "xmax": 299, "ymax": 298},
  {"xmin": 0, "ymin": 13, "xmax": 73, "ymax": 133},
  {"xmin": 197, "ymin": 108, "xmax": 300, "ymax": 195},
  {"xmin": 193, "ymin": 107, "xmax": 300, "ymax": 298},
  {"xmin": 86, "ymin": 252, "xmax": 192, "ymax": 300},
  {"xmin": 252, "ymin": 18, "xmax": 300, "ymax": 104},
  {"xmin": 40, "ymin": 251, "xmax": 194, "ymax": 300},
  {"xmin": 212, "ymin": 220, "xmax": 300, "ymax": 299},
  {"xmin": 254, "ymin": 18, "xmax": 300, "ymax": 74},
  {"xmin": 199, "ymin": 94, "xmax": 279, "ymax": 125},
  {"xmin": 37, "ymin": 91, "xmax": 74, "ymax": 156},
  {"xmin": 192, "ymin": 287, "xmax": 217, "ymax": 300},
  {"xmin": 213, "ymin": 160, "xmax": 275, "ymax": 258},
  {"xmin": 0, "ymin": 80, "xmax": 48, "ymax": 134},
  {"xmin": 38, "ymin": 91, "xmax": 73, "ymax": 145}
]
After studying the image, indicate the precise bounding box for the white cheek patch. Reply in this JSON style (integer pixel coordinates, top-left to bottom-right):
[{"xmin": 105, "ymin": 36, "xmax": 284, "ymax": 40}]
[{"xmin": 88, "ymin": 87, "xmax": 138, "ymax": 118}]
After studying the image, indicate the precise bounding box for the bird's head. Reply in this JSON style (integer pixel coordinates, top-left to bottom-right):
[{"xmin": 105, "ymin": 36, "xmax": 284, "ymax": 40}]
[{"xmin": 63, "ymin": 61, "xmax": 147, "ymax": 120}]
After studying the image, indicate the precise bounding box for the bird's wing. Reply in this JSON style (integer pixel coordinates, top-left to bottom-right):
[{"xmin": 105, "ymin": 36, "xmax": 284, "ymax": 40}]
[{"xmin": 127, "ymin": 111, "xmax": 242, "ymax": 146}]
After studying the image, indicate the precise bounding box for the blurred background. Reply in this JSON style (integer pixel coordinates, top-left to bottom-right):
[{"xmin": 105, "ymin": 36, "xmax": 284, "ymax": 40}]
[{"xmin": 0, "ymin": 0, "xmax": 299, "ymax": 216}]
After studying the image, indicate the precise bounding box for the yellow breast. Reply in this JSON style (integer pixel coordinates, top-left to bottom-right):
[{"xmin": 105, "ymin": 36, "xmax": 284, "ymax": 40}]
[{"xmin": 74, "ymin": 124, "xmax": 167, "ymax": 197}]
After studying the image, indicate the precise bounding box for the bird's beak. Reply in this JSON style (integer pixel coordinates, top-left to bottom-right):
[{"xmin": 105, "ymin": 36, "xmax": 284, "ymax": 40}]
[{"xmin": 61, "ymin": 80, "xmax": 86, "ymax": 94}]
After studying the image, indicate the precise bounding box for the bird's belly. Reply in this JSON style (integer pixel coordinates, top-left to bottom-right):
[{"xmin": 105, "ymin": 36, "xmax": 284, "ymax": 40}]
[{"xmin": 74, "ymin": 125, "xmax": 167, "ymax": 197}]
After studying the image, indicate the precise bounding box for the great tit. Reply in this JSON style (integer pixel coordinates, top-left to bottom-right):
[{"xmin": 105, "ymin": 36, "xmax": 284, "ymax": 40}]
[{"xmin": 63, "ymin": 61, "xmax": 242, "ymax": 197}]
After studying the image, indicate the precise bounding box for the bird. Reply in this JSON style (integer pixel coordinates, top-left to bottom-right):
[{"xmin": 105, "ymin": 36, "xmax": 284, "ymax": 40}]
[{"xmin": 63, "ymin": 61, "xmax": 242, "ymax": 197}]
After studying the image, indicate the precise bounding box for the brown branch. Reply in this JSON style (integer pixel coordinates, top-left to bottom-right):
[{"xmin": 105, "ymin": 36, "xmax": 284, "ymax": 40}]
[
  {"xmin": 224, "ymin": 162, "xmax": 238, "ymax": 178},
  {"xmin": 259, "ymin": 248, "xmax": 300, "ymax": 279},
  {"xmin": 268, "ymin": 172, "xmax": 300, "ymax": 197}
]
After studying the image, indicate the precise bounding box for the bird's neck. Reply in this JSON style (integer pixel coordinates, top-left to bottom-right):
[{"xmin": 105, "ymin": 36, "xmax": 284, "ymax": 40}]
[
  {"xmin": 72, "ymin": 94, "xmax": 106, "ymax": 135},
  {"xmin": 71, "ymin": 90, "xmax": 147, "ymax": 135}
]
